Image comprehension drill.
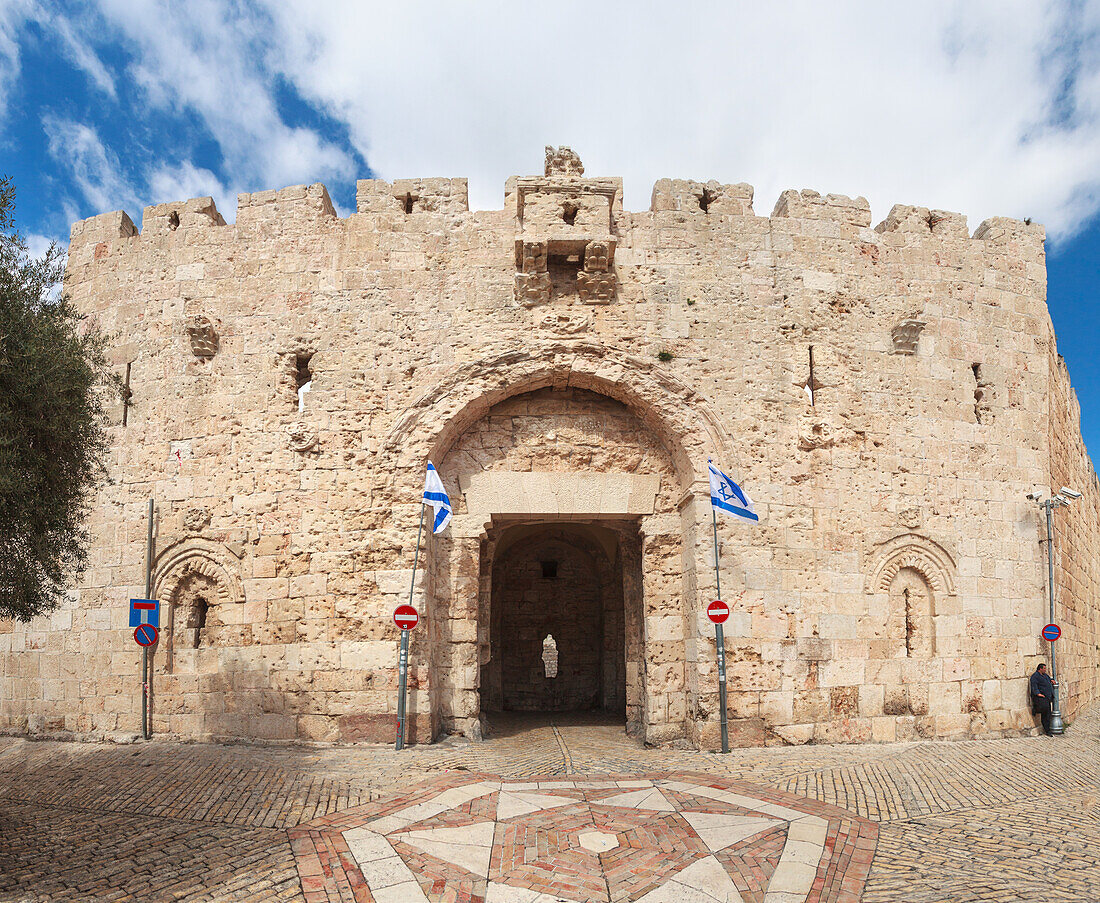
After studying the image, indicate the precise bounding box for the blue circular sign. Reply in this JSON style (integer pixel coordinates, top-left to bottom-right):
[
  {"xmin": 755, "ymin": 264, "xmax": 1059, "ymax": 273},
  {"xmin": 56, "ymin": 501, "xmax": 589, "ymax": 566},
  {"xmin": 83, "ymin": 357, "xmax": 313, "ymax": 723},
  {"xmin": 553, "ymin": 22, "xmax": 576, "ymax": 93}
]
[
  {"xmin": 1042, "ymin": 623, "xmax": 1061, "ymax": 642},
  {"xmin": 134, "ymin": 624, "xmax": 159, "ymax": 647}
]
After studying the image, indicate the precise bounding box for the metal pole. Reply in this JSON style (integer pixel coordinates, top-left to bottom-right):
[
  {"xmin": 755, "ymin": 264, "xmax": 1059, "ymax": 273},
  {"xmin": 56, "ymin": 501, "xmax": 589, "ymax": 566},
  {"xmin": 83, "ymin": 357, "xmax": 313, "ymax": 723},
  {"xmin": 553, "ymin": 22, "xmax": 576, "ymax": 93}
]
[
  {"xmin": 396, "ymin": 503, "xmax": 426, "ymax": 750},
  {"xmin": 711, "ymin": 505, "xmax": 729, "ymax": 754},
  {"xmin": 1045, "ymin": 501, "xmax": 1064, "ymax": 735},
  {"xmin": 143, "ymin": 498, "xmax": 154, "ymax": 741}
]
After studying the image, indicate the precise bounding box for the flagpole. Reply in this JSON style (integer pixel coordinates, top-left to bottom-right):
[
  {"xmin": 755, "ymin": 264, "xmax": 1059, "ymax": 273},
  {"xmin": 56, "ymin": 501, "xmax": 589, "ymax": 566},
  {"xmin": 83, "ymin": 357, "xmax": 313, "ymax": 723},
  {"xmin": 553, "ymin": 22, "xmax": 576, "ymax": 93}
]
[
  {"xmin": 711, "ymin": 503, "xmax": 730, "ymax": 754},
  {"xmin": 396, "ymin": 501, "xmax": 426, "ymax": 751}
]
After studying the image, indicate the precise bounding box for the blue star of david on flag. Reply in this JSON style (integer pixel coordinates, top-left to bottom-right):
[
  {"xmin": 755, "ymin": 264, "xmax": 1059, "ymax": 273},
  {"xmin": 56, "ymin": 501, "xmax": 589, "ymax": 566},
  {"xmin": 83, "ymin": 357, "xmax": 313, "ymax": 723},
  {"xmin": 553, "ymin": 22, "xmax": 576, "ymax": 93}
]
[
  {"xmin": 423, "ymin": 461, "xmax": 452, "ymax": 534},
  {"xmin": 708, "ymin": 460, "xmax": 758, "ymax": 523}
]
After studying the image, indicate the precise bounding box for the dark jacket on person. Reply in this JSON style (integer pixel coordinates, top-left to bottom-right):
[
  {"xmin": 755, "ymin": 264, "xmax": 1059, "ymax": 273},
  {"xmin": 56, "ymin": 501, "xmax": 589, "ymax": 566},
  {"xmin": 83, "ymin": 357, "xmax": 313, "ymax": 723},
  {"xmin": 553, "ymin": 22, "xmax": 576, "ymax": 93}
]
[{"xmin": 1030, "ymin": 668, "xmax": 1054, "ymax": 704}]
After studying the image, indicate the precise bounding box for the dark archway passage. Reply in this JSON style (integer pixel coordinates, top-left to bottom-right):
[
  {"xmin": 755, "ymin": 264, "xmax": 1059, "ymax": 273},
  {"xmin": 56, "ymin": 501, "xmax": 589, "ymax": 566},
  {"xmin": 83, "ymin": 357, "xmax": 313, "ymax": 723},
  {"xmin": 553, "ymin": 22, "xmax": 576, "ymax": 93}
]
[{"xmin": 481, "ymin": 523, "xmax": 631, "ymax": 722}]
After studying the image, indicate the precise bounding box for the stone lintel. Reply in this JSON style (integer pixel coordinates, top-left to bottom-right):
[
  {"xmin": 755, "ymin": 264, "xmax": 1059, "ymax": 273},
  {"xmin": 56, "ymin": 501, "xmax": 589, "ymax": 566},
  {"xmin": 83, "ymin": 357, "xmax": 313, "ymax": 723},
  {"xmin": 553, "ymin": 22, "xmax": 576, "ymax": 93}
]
[{"xmin": 459, "ymin": 472, "xmax": 660, "ymax": 518}]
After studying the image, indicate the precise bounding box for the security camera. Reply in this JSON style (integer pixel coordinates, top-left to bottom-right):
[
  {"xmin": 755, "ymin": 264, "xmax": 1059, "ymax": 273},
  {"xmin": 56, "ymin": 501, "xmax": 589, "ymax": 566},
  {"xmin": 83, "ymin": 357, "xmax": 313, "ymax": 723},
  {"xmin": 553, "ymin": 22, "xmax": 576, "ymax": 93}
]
[
  {"xmin": 1025, "ymin": 491, "xmax": 1042, "ymax": 501},
  {"xmin": 1060, "ymin": 487, "xmax": 1083, "ymax": 500}
]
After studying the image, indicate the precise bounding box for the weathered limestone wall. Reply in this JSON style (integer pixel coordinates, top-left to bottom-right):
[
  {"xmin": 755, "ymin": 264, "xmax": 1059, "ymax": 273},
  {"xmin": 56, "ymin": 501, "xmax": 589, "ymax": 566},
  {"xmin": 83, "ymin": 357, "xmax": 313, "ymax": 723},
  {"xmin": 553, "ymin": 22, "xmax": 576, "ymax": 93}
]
[
  {"xmin": 1047, "ymin": 353, "xmax": 1100, "ymax": 722},
  {"xmin": 0, "ymin": 150, "xmax": 1090, "ymax": 748}
]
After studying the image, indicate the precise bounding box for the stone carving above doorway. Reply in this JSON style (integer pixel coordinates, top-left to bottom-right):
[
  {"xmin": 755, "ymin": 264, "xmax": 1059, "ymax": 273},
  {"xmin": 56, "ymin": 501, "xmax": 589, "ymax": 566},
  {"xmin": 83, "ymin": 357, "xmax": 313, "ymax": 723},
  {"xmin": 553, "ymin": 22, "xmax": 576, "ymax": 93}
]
[{"xmin": 865, "ymin": 533, "xmax": 956, "ymax": 597}]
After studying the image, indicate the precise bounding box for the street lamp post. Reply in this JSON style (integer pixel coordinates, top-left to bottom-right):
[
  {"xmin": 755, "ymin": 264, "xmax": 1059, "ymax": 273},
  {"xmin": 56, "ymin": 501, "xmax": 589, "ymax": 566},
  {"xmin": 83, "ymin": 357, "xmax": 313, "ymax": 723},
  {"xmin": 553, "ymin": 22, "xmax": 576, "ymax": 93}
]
[{"xmin": 1028, "ymin": 486, "xmax": 1082, "ymax": 736}]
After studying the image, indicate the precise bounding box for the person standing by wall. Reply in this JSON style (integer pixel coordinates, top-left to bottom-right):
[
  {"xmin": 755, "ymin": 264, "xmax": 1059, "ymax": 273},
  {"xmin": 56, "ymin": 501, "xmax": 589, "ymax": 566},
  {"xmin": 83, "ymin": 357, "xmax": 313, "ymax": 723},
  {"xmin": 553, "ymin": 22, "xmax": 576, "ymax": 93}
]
[{"xmin": 1030, "ymin": 663, "xmax": 1056, "ymax": 736}]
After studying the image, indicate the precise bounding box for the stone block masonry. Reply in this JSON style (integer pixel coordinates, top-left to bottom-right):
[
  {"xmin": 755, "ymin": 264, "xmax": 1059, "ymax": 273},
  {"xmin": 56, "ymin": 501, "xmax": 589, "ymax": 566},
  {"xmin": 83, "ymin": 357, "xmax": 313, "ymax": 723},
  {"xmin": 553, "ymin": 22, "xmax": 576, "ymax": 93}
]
[{"xmin": 2, "ymin": 146, "xmax": 1097, "ymax": 749}]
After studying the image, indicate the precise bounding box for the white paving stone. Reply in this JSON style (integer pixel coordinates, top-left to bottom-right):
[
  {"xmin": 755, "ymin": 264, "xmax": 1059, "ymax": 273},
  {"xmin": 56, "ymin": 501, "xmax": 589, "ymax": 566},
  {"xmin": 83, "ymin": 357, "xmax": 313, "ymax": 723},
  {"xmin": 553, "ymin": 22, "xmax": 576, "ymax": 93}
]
[
  {"xmin": 596, "ymin": 787, "xmax": 676, "ymax": 811},
  {"xmin": 578, "ymin": 830, "xmax": 620, "ymax": 853},
  {"xmin": 496, "ymin": 790, "xmax": 577, "ymax": 820},
  {"xmin": 397, "ymin": 821, "xmax": 496, "ymax": 877},
  {"xmin": 680, "ymin": 812, "xmax": 782, "ymax": 852}
]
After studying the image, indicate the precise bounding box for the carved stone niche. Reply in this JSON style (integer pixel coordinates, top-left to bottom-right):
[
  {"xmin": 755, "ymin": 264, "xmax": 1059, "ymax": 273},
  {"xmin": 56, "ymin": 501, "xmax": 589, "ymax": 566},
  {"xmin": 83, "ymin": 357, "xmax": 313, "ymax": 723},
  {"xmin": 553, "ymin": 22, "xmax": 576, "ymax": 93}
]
[
  {"xmin": 577, "ymin": 240, "xmax": 615, "ymax": 304},
  {"xmin": 152, "ymin": 539, "xmax": 244, "ymax": 668},
  {"xmin": 891, "ymin": 319, "xmax": 926, "ymax": 354},
  {"xmin": 187, "ymin": 316, "xmax": 219, "ymax": 357},
  {"xmin": 545, "ymin": 145, "xmax": 585, "ymax": 177},
  {"xmin": 514, "ymin": 240, "xmax": 552, "ymax": 307},
  {"xmin": 865, "ymin": 533, "xmax": 957, "ymax": 597}
]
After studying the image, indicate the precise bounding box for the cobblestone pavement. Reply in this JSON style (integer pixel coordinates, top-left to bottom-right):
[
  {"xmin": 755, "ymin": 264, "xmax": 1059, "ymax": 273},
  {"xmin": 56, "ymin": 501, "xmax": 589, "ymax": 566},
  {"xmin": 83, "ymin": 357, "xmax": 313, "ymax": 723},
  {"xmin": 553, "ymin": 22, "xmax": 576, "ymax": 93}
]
[{"xmin": 0, "ymin": 707, "xmax": 1096, "ymax": 901}]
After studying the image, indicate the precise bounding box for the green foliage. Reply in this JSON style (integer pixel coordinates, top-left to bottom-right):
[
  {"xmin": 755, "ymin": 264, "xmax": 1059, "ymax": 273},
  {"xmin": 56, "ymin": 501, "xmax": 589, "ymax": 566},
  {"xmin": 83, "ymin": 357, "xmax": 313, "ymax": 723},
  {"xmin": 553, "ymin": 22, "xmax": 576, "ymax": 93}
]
[
  {"xmin": 0, "ymin": 177, "xmax": 117, "ymax": 620},
  {"xmin": 657, "ymin": 350, "xmax": 674, "ymax": 362}
]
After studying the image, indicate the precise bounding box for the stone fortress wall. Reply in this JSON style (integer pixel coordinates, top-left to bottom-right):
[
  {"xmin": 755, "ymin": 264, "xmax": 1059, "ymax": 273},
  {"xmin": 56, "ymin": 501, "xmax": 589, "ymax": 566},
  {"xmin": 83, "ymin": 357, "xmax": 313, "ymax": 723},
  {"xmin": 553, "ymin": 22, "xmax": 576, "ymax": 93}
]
[{"xmin": 1, "ymin": 147, "xmax": 1097, "ymax": 747}]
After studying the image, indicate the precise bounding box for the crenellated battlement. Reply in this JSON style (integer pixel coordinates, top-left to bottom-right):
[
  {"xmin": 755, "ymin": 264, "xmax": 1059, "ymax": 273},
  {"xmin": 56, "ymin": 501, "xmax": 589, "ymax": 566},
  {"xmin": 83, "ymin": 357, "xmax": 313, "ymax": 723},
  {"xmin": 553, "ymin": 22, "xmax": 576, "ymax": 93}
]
[
  {"xmin": 142, "ymin": 196, "xmax": 226, "ymax": 235},
  {"xmin": 68, "ymin": 170, "xmax": 1043, "ymax": 256},
  {"xmin": 356, "ymin": 178, "xmax": 469, "ymax": 215}
]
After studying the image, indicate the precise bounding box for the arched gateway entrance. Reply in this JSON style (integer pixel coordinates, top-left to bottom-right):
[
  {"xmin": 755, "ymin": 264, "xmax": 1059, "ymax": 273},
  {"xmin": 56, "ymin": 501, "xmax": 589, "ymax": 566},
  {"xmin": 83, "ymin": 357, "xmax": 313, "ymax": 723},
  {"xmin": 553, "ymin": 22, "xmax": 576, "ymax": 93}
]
[
  {"xmin": 378, "ymin": 346, "xmax": 734, "ymax": 745},
  {"xmin": 480, "ymin": 521, "xmax": 638, "ymax": 727}
]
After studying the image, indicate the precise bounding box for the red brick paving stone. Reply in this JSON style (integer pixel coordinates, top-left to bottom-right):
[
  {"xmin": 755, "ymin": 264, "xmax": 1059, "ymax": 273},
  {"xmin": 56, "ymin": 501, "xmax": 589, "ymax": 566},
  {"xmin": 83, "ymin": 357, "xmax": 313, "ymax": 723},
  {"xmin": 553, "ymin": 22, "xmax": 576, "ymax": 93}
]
[
  {"xmin": 392, "ymin": 840, "xmax": 489, "ymax": 902},
  {"xmin": 491, "ymin": 805, "xmax": 608, "ymax": 902},
  {"xmin": 716, "ymin": 824, "xmax": 787, "ymax": 903}
]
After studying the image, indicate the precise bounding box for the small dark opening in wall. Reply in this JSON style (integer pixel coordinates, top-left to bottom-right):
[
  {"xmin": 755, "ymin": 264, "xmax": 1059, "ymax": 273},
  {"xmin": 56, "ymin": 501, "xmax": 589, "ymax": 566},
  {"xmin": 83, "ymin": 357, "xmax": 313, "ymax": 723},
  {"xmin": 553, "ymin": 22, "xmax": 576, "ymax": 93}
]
[
  {"xmin": 562, "ymin": 202, "xmax": 578, "ymax": 226},
  {"xmin": 296, "ymin": 353, "xmax": 313, "ymax": 389},
  {"xmin": 168, "ymin": 210, "xmax": 180, "ymax": 230},
  {"xmin": 296, "ymin": 353, "xmax": 313, "ymax": 412},
  {"xmin": 802, "ymin": 345, "xmax": 817, "ymax": 406},
  {"xmin": 699, "ymin": 188, "xmax": 714, "ymax": 213},
  {"xmin": 972, "ymin": 363, "xmax": 986, "ymax": 424},
  {"xmin": 192, "ymin": 596, "xmax": 208, "ymax": 648},
  {"xmin": 403, "ymin": 194, "xmax": 415, "ymax": 214},
  {"xmin": 541, "ymin": 560, "xmax": 558, "ymax": 580}
]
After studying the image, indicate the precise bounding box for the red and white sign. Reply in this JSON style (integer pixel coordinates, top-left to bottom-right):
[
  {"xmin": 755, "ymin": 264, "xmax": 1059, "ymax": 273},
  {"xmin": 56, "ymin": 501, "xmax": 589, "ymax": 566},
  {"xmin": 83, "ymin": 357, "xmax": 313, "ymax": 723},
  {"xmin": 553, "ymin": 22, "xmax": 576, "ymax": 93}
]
[
  {"xmin": 394, "ymin": 604, "xmax": 419, "ymax": 631},
  {"xmin": 707, "ymin": 600, "xmax": 729, "ymax": 624}
]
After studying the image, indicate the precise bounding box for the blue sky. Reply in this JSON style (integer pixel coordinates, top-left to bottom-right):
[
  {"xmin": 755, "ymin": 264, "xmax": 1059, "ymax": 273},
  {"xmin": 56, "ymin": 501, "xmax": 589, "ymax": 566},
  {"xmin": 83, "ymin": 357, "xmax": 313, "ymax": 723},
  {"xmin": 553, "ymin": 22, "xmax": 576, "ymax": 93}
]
[{"xmin": 2, "ymin": 1, "xmax": 1099, "ymax": 465}]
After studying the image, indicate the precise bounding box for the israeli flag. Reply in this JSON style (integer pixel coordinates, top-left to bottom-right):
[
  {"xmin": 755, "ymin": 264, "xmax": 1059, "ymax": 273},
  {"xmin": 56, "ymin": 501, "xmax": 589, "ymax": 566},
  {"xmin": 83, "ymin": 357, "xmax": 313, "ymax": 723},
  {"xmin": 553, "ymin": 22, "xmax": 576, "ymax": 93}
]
[
  {"xmin": 708, "ymin": 460, "xmax": 758, "ymax": 523},
  {"xmin": 423, "ymin": 461, "xmax": 452, "ymax": 534}
]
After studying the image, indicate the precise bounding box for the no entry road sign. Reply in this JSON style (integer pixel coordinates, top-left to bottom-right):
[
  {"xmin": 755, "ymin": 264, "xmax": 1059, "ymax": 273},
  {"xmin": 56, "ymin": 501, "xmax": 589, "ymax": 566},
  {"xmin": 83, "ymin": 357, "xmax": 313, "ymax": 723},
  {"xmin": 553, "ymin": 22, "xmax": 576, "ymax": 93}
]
[
  {"xmin": 134, "ymin": 624, "xmax": 158, "ymax": 647},
  {"xmin": 707, "ymin": 600, "xmax": 730, "ymax": 624},
  {"xmin": 394, "ymin": 605, "xmax": 419, "ymax": 631},
  {"xmin": 129, "ymin": 599, "xmax": 160, "ymax": 628},
  {"xmin": 1042, "ymin": 623, "xmax": 1061, "ymax": 642}
]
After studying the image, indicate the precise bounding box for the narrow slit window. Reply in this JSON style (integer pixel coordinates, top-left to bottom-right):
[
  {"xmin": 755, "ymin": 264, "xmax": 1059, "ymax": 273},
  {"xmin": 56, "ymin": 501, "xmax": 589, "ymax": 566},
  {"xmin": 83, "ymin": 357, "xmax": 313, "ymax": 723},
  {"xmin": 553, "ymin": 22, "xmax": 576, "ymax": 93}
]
[
  {"xmin": 699, "ymin": 188, "xmax": 713, "ymax": 213},
  {"xmin": 972, "ymin": 363, "xmax": 987, "ymax": 424},
  {"xmin": 403, "ymin": 194, "xmax": 415, "ymax": 214},
  {"xmin": 802, "ymin": 346, "xmax": 816, "ymax": 406},
  {"xmin": 190, "ymin": 596, "xmax": 209, "ymax": 648},
  {"xmin": 541, "ymin": 560, "xmax": 558, "ymax": 580},
  {"xmin": 296, "ymin": 353, "xmax": 313, "ymax": 412}
]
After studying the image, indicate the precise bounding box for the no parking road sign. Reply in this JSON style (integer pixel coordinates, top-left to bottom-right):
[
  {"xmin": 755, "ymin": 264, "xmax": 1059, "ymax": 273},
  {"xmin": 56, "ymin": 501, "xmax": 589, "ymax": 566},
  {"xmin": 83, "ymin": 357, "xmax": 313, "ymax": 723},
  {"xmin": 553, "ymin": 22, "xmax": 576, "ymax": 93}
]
[
  {"xmin": 393, "ymin": 605, "xmax": 419, "ymax": 631},
  {"xmin": 1042, "ymin": 623, "xmax": 1061, "ymax": 642},
  {"xmin": 707, "ymin": 600, "xmax": 730, "ymax": 624},
  {"xmin": 129, "ymin": 599, "xmax": 160, "ymax": 628},
  {"xmin": 134, "ymin": 624, "xmax": 158, "ymax": 647}
]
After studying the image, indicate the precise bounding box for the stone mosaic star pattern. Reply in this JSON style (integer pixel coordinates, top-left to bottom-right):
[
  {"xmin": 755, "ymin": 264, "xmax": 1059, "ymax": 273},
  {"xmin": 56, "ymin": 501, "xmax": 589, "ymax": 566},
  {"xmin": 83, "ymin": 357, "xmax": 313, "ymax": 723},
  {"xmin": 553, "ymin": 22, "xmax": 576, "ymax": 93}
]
[{"xmin": 290, "ymin": 771, "xmax": 877, "ymax": 903}]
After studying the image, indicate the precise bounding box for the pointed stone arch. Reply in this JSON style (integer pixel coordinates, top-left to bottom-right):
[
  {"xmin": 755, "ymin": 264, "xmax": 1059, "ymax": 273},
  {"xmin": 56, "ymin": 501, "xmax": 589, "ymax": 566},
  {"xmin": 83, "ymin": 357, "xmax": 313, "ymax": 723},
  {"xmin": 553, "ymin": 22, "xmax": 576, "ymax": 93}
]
[
  {"xmin": 376, "ymin": 343, "xmax": 734, "ymax": 493},
  {"xmin": 152, "ymin": 539, "xmax": 245, "ymax": 668},
  {"xmin": 866, "ymin": 533, "xmax": 957, "ymax": 597},
  {"xmin": 152, "ymin": 538, "xmax": 244, "ymax": 607}
]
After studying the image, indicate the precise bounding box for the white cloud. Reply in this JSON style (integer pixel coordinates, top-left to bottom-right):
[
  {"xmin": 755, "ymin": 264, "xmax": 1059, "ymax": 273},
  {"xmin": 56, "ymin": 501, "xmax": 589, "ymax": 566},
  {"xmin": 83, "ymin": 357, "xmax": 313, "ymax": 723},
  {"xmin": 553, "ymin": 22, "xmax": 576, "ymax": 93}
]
[
  {"xmin": 88, "ymin": 0, "xmax": 356, "ymax": 190},
  {"xmin": 0, "ymin": 0, "xmax": 33, "ymax": 122},
  {"xmin": 42, "ymin": 114, "xmax": 141, "ymax": 214},
  {"xmin": 46, "ymin": 10, "xmax": 117, "ymax": 99},
  {"xmin": 24, "ymin": 232, "xmax": 58, "ymax": 259},
  {"xmin": 255, "ymin": 0, "xmax": 1100, "ymax": 239},
  {"xmin": 147, "ymin": 160, "xmax": 236, "ymax": 223}
]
